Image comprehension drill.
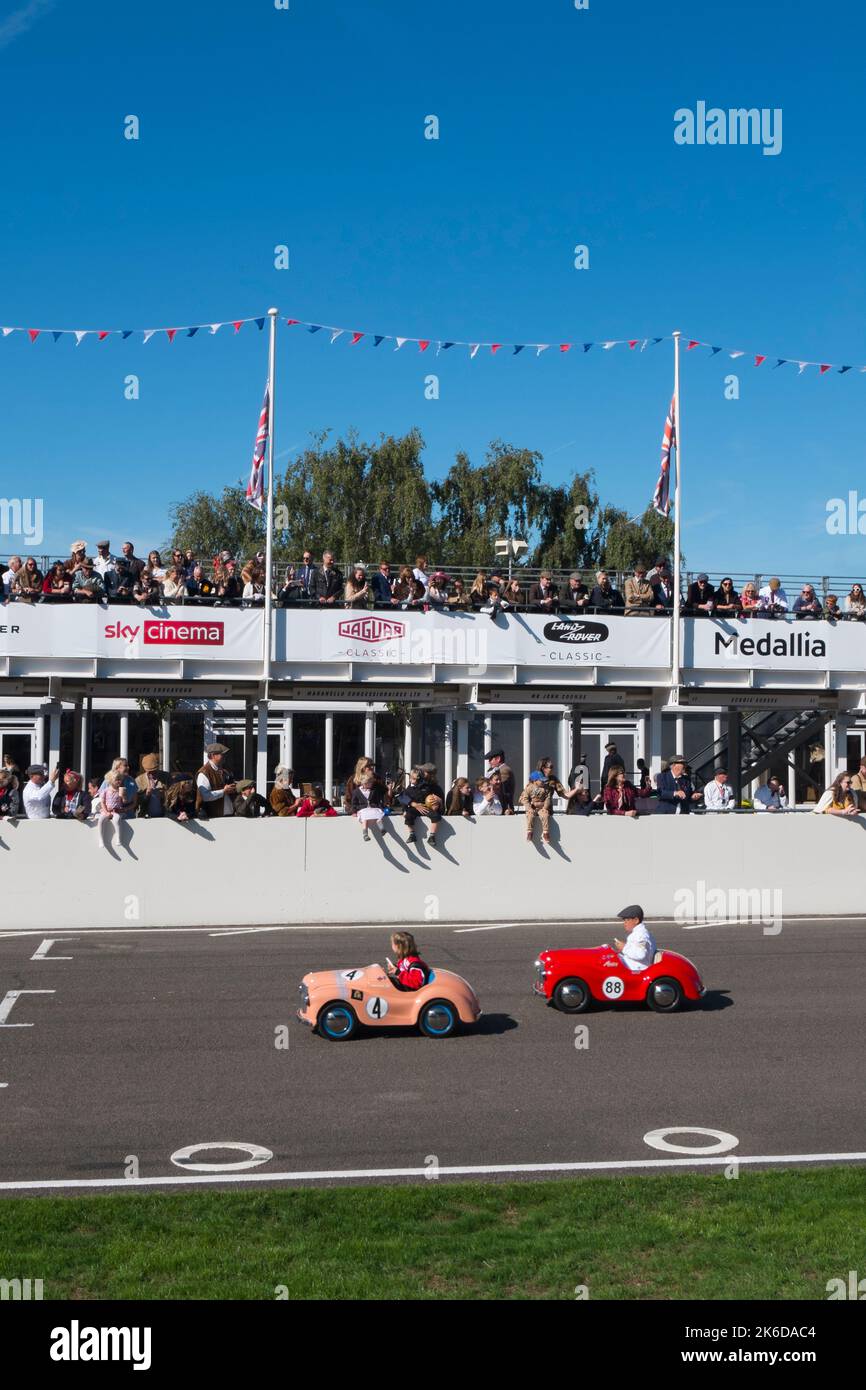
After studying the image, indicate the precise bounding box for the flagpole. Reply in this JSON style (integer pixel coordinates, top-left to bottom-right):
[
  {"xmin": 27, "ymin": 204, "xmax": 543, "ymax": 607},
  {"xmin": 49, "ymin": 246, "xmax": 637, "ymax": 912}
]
[
  {"xmin": 256, "ymin": 307, "xmax": 278, "ymax": 796},
  {"xmin": 671, "ymin": 329, "xmax": 682, "ymax": 690}
]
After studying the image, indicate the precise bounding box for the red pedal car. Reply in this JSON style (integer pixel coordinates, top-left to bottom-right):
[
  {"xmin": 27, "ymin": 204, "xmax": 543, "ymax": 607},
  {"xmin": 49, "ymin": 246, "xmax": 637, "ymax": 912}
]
[{"xmin": 533, "ymin": 943, "xmax": 706, "ymax": 1013}]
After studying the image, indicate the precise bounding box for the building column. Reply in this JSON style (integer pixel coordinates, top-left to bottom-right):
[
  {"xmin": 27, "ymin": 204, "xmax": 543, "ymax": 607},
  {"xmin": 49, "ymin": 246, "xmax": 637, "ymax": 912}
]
[
  {"xmin": 48, "ymin": 701, "xmax": 62, "ymax": 773},
  {"xmin": 560, "ymin": 709, "xmax": 574, "ymax": 783},
  {"xmin": 161, "ymin": 718, "xmax": 172, "ymax": 774},
  {"xmin": 119, "ymin": 713, "xmax": 129, "ymax": 761},
  {"xmin": 256, "ymin": 700, "xmax": 269, "ymax": 796},
  {"xmin": 282, "ymin": 712, "xmax": 294, "ymax": 771},
  {"xmin": 648, "ymin": 696, "xmax": 664, "ymax": 782},
  {"xmin": 455, "ymin": 714, "xmax": 469, "ymax": 780},
  {"xmin": 727, "ymin": 709, "xmax": 742, "ymax": 804},
  {"xmin": 81, "ymin": 697, "xmax": 91, "ymax": 781},
  {"xmin": 522, "ymin": 712, "xmax": 532, "ymax": 788},
  {"xmin": 830, "ymin": 715, "xmax": 849, "ymax": 780},
  {"xmin": 364, "ymin": 711, "xmax": 376, "ymax": 761},
  {"xmin": 482, "ymin": 713, "xmax": 493, "ymax": 757},
  {"xmin": 442, "ymin": 712, "xmax": 454, "ymax": 793},
  {"xmin": 244, "ymin": 700, "xmax": 255, "ymax": 779},
  {"xmin": 72, "ymin": 698, "xmax": 83, "ymax": 774},
  {"xmin": 788, "ymin": 760, "xmax": 797, "ymax": 807},
  {"xmin": 324, "ymin": 712, "xmax": 334, "ymax": 801},
  {"xmin": 33, "ymin": 713, "xmax": 45, "ymax": 766},
  {"xmin": 675, "ymin": 714, "xmax": 685, "ymax": 758},
  {"xmin": 402, "ymin": 716, "xmax": 413, "ymax": 780}
]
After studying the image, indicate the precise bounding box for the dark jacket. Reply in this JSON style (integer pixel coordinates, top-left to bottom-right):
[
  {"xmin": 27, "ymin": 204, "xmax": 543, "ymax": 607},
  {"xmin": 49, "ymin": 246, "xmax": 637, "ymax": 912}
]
[
  {"xmin": 601, "ymin": 751, "xmax": 625, "ymax": 786},
  {"xmin": 350, "ymin": 782, "xmax": 388, "ymax": 813},
  {"xmin": 51, "ymin": 787, "xmax": 92, "ymax": 820},
  {"xmin": 686, "ymin": 581, "xmax": 716, "ymax": 611},
  {"xmin": 562, "ymin": 583, "xmax": 590, "ymax": 612},
  {"xmin": 371, "ymin": 571, "xmax": 394, "ymax": 605},
  {"xmin": 655, "ymin": 768, "xmax": 697, "ymax": 813},
  {"xmin": 234, "ymin": 790, "xmax": 271, "ymax": 817},
  {"xmin": 651, "ymin": 579, "xmax": 674, "ymax": 610},
  {"xmin": 314, "ymin": 565, "xmax": 344, "ymax": 601},
  {"xmin": 528, "ymin": 581, "xmax": 559, "ymax": 611},
  {"xmin": 589, "ymin": 583, "xmax": 624, "ymax": 611},
  {"xmin": 296, "ymin": 563, "xmax": 318, "ymax": 598}
]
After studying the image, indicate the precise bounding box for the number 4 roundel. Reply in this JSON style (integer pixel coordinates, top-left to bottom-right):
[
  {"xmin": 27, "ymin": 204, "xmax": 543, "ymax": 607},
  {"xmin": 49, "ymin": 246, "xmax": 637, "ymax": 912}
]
[{"xmin": 365, "ymin": 996, "xmax": 389, "ymax": 1020}]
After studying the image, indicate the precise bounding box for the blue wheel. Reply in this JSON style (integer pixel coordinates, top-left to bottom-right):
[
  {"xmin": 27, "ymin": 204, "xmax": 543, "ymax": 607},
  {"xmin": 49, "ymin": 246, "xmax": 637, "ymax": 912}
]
[
  {"xmin": 418, "ymin": 1000, "xmax": 458, "ymax": 1038},
  {"xmin": 317, "ymin": 1002, "xmax": 359, "ymax": 1041}
]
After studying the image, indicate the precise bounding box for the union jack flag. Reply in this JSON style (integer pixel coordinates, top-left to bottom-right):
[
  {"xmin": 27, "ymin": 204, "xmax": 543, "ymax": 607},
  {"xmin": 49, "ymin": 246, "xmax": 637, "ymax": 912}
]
[
  {"xmin": 653, "ymin": 394, "xmax": 675, "ymax": 516},
  {"xmin": 245, "ymin": 384, "xmax": 270, "ymax": 511}
]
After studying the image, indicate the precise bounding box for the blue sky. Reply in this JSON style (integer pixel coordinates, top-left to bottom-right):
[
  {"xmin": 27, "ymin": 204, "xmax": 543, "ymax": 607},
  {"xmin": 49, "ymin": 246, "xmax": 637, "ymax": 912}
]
[{"xmin": 1, "ymin": 0, "xmax": 864, "ymax": 576}]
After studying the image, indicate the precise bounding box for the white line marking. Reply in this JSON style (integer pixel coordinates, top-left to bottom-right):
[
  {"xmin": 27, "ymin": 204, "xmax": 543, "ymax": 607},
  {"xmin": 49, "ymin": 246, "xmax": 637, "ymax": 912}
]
[
  {"xmin": 170, "ymin": 1142, "xmax": 273, "ymax": 1172},
  {"xmin": 0, "ymin": 1083, "xmax": 7, "ymax": 1088},
  {"xmin": 1, "ymin": 1151, "xmax": 865, "ymax": 1192},
  {"xmin": 453, "ymin": 924, "xmax": 521, "ymax": 934},
  {"xmin": 31, "ymin": 938, "xmax": 78, "ymax": 961},
  {"xmin": 0, "ymin": 990, "xmax": 56, "ymax": 1027}
]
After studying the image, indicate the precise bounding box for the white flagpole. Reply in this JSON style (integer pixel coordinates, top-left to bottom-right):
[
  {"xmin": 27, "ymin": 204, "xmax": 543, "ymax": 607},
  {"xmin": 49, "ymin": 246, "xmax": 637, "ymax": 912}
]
[
  {"xmin": 671, "ymin": 329, "xmax": 682, "ymax": 689},
  {"xmin": 256, "ymin": 307, "xmax": 278, "ymax": 796}
]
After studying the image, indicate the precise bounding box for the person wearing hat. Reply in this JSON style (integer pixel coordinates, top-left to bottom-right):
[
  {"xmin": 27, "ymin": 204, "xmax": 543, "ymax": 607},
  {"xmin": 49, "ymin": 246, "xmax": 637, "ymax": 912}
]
[
  {"xmin": 52, "ymin": 769, "xmax": 91, "ymax": 820},
  {"xmin": 426, "ymin": 571, "xmax": 449, "ymax": 609},
  {"xmin": 233, "ymin": 779, "xmax": 271, "ymax": 817},
  {"xmin": 686, "ymin": 573, "xmax": 716, "ymax": 616},
  {"xmin": 600, "ymin": 741, "xmax": 625, "ymax": 788},
  {"xmin": 93, "ymin": 540, "xmax": 117, "ymax": 581},
  {"xmin": 22, "ymin": 763, "xmax": 60, "ymax": 819},
  {"xmin": 71, "ymin": 557, "xmax": 105, "ymax": 603},
  {"xmin": 613, "ymin": 905, "xmax": 657, "ymax": 973},
  {"xmin": 528, "ymin": 571, "xmax": 559, "ymax": 614},
  {"xmin": 562, "ymin": 573, "xmax": 590, "ymax": 614},
  {"xmin": 135, "ymin": 754, "xmax": 170, "ymax": 818},
  {"xmin": 484, "ymin": 748, "xmax": 515, "ymax": 813},
  {"xmin": 624, "ymin": 564, "xmax": 655, "ymax": 616},
  {"xmin": 65, "ymin": 541, "xmax": 89, "ymax": 580},
  {"xmin": 195, "ymin": 743, "xmax": 237, "ymax": 818},
  {"xmin": 655, "ymin": 755, "xmax": 702, "ymax": 814}
]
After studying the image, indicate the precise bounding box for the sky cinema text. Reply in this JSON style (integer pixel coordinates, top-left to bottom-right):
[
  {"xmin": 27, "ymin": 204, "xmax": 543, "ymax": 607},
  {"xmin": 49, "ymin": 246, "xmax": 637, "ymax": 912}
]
[
  {"xmin": 336, "ymin": 615, "xmax": 487, "ymax": 671},
  {"xmin": 105, "ymin": 619, "xmax": 225, "ymax": 646}
]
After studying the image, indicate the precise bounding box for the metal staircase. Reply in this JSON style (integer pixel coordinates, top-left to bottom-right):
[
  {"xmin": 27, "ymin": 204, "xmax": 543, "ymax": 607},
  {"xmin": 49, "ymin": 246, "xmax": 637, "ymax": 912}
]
[{"xmin": 690, "ymin": 707, "xmax": 832, "ymax": 791}]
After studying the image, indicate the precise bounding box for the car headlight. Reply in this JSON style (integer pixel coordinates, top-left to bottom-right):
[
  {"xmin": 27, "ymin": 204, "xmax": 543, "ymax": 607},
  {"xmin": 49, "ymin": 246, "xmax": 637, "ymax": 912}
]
[
  {"xmin": 298, "ymin": 982, "xmax": 309, "ymax": 1010},
  {"xmin": 534, "ymin": 958, "xmax": 548, "ymax": 981}
]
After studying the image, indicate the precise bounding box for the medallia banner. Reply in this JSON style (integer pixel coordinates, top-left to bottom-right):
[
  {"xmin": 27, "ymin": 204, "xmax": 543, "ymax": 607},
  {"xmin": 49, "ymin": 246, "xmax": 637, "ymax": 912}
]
[
  {"xmin": 684, "ymin": 617, "xmax": 864, "ymax": 671},
  {"xmin": 273, "ymin": 610, "xmax": 671, "ymax": 670}
]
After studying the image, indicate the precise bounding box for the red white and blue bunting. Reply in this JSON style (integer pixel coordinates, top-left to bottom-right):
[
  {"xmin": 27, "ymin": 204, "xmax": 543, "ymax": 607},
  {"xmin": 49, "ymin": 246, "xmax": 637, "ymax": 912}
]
[{"xmin": 1, "ymin": 312, "xmax": 863, "ymax": 376}]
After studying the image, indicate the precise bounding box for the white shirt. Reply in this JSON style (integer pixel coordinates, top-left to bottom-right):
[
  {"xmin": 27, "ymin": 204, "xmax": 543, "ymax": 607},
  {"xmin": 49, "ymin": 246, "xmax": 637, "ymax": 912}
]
[
  {"xmin": 196, "ymin": 762, "xmax": 234, "ymax": 816},
  {"xmin": 473, "ymin": 792, "xmax": 502, "ymax": 816},
  {"xmin": 757, "ymin": 584, "xmax": 788, "ymax": 610},
  {"xmin": 753, "ymin": 784, "xmax": 787, "ymax": 811},
  {"xmin": 619, "ymin": 922, "xmax": 657, "ymax": 973},
  {"xmin": 412, "ymin": 568, "xmax": 430, "ymax": 589},
  {"xmin": 93, "ymin": 553, "xmax": 117, "ymax": 577},
  {"xmin": 23, "ymin": 779, "xmax": 53, "ymax": 819},
  {"xmin": 2, "ymin": 567, "xmax": 21, "ymax": 596},
  {"xmin": 703, "ymin": 779, "xmax": 734, "ymax": 810}
]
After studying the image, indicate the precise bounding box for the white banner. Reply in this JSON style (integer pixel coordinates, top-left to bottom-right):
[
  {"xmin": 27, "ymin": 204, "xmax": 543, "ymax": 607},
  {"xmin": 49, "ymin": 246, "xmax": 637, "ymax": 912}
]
[
  {"xmin": 274, "ymin": 610, "xmax": 670, "ymax": 669},
  {"xmin": 684, "ymin": 617, "xmax": 864, "ymax": 672},
  {"xmin": 0, "ymin": 605, "xmax": 263, "ymax": 662}
]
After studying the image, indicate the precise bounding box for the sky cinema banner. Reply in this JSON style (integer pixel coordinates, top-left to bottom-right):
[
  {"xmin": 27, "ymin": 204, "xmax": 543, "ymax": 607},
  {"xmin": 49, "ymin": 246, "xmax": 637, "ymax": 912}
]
[{"xmin": 0, "ymin": 605, "xmax": 262, "ymax": 663}]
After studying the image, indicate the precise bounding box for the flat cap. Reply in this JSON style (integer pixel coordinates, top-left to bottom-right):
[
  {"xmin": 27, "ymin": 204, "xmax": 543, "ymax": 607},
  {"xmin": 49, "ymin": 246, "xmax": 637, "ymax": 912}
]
[
  {"xmin": 205, "ymin": 742, "xmax": 230, "ymax": 756},
  {"xmin": 617, "ymin": 904, "xmax": 644, "ymax": 922}
]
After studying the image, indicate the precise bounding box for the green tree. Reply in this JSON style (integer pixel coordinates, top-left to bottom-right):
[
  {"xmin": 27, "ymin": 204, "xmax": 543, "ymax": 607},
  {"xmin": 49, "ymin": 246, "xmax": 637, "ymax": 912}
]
[
  {"xmin": 432, "ymin": 441, "xmax": 544, "ymax": 567},
  {"xmin": 530, "ymin": 470, "xmax": 602, "ymax": 570},
  {"xmin": 166, "ymin": 484, "xmax": 264, "ymax": 561},
  {"xmin": 599, "ymin": 504, "xmax": 676, "ymax": 572}
]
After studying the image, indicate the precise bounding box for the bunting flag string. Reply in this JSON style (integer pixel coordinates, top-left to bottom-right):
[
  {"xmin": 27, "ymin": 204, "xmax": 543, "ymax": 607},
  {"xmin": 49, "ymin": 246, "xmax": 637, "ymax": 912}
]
[
  {"xmin": 1, "ymin": 310, "xmax": 863, "ymax": 378},
  {"xmin": 0, "ymin": 315, "xmax": 266, "ymax": 344}
]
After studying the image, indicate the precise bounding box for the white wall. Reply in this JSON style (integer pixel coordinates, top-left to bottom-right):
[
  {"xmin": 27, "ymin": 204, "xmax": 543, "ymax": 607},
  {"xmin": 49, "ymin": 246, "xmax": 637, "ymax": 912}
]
[{"xmin": 2, "ymin": 813, "xmax": 864, "ymax": 929}]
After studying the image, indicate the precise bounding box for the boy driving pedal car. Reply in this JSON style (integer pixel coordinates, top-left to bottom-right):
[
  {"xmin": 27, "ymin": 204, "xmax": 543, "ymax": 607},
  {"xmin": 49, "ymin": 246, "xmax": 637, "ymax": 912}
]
[{"xmin": 613, "ymin": 903, "xmax": 657, "ymax": 972}]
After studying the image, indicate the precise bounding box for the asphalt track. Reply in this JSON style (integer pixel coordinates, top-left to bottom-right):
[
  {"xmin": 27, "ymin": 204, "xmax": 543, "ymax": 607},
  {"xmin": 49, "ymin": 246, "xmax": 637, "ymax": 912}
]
[{"xmin": 0, "ymin": 918, "xmax": 864, "ymax": 1194}]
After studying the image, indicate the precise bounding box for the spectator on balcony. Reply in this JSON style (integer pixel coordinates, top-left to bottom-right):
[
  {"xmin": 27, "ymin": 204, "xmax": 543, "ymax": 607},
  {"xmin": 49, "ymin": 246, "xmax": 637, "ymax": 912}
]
[
  {"xmin": 479, "ymin": 580, "xmax": 505, "ymax": 621},
  {"xmin": 703, "ymin": 767, "xmax": 735, "ymax": 811},
  {"xmin": 473, "ymin": 775, "xmax": 502, "ymax": 816},
  {"xmin": 72, "ymin": 559, "xmax": 105, "ymax": 603},
  {"xmin": 844, "ymin": 583, "xmax": 866, "ymax": 621},
  {"xmin": 196, "ymin": 742, "xmax": 236, "ymax": 818},
  {"xmin": 106, "ymin": 557, "xmax": 135, "ymax": 603},
  {"xmin": 823, "ymin": 593, "xmax": 842, "ymax": 622},
  {"xmin": 297, "ymin": 784, "xmax": 338, "ymax": 817},
  {"xmin": 135, "ymin": 754, "xmax": 168, "ymax": 817},
  {"xmin": 446, "ymin": 776, "xmax": 473, "ymax": 817},
  {"xmin": 165, "ymin": 778, "xmax": 197, "ymax": 821},
  {"xmin": 65, "ymin": 541, "xmax": 89, "ymax": 580},
  {"xmin": 23, "ymin": 763, "xmax": 59, "ymax": 818},
  {"xmin": 849, "ymin": 756, "xmax": 866, "ymax": 810},
  {"xmin": 13, "ymin": 557, "xmax": 43, "ymax": 603},
  {"xmin": 51, "ymin": 769, "xmax": 90, "ymax": 820},
  {"xmin": 624, "ymin": 564, "xmax": 655, "ymax": 615},
  {"xmin": 569, "ymin": 787, "xmax": 597, "ymax": 816},
  {"xmin": 600, "ymin": 741, "xmax": 625, "ymax": 786},
  {"xmin": 215, "ymin": 558, "xmax": 241, "ymax": 605},
  {"xmin": 812, "ymin": 772, "xmax": 860, "ymax": 816},
  {"xmin": 485, "ymin": 748, "xmax": 515, "ymax": 813},
  {"xmin": 655, "ymin": 756, "xmax": 702, "ymax": 813},
  {"xmin": 121, "ymin": 541, "xmax": 145, "ymax": 584},
  {"xmin": 714, "ymin": 578, "xmax": 741, "ymax": 617},
  {"xmin": 520, "ymin": 768, "xmax": 572, "ymax": 843},
  {"xmin": 241, "ymin": 552, "xmax": 266, "ymax": 588},
  {"xmin": 277, "ymin": 565, "xmax": 303, "ymax": 606},
  {"xmin": 758, "ymin": 577, "xmax": 788, "ymax": 616},
  {"xmin": 753, "ymin": 775, "xmax": 787, "ymax": 811},
  {"xmin": 602, "ymin": 767, "xmax": 647, "ymax": 817},
  {"xmin": 426, "ymin": 571, "xmax": 450, "ymax": 609},
  {"xmin": 448, "ymin": 576, "xmax": 472, "ymax": 611},
  {"xmin": 372, "ymin": 561, "xmax": 395, "ymax": 607},
  {"xmin": 343, "ymin": 564, "xmax": 369, "ymax": 609},
  {"xmin": 343, "ymin": 757, "xmax": 375, "ymax": 814},
  {"xmin": 536, "ymin": 756, "xmax": 581, "ymax": 811},
  {"xmin": 351, "ymin": 770, "xmax": 388, "ymax": 840},
  {"xmin": 96, "ymin": 769, "xmax": 129, "ymax": 845},
  {"xmin": 163, "ymin": 566, "xmax": 187, "ymax": 602},
  {"xmin": 233, "ymin": 779, "xmax": 271, "ymax": 817},
  {"xmin": 133, "ymin": 567, "xmax": 160, "ymax": 605},
  {"xmin": 528, "ymin": 571, "xmax": 559, "ymax": 614},
  {"xmin": 270, "ymin": 765, "xmax": 299, "ymax": 816},
  {"xmin": 739, "ymin": 580, "xmax": 760, "ymax": 615},
  {"xmin": 793, "ymin": 583, "xmax": 822, "ymax": 619},
  {"xmin": 93, "ymin": 540, "xmax": 117, "ymax": 583},
  {"xmin": 650, "ymin": 562, "xmax": 675, "ymax": 611},
  {"xmin": 146, "ymin": 550, "xmax": 166, "ymax": 583},
  {"xmin": 391, "ymin": 565, "xmax": 414, "ymax": 605},
  {"xmin": 412, "ymin": 556, "xmax": 430, "ymax": 590},
  {"xmin": 560, "ymin": 573, "xmax": 589, "ymax": 614},
  {"xmin": 500, "ymin": 578, "xmax": 524, "ymax": 610},
  {"xmin": 468, "ymin": 571, "xmax": 488, "ymax": 610},
  {"xmin": 169, "ymin": 548, "xmax": 188, "ymax": 579},
  {"xmin": 243, "ymin": 565, "xmax": 268, "ymax": 606},
  {"xmin": 295, "ymin": 550, "xmax": 317, "ymax": 600},
  {"xmin": 2, "ymin": 554, "xmax": 22, "ymax": 598},
  {"xmin": 0, "ymin": 768, "xmax": 19, "ymax": 818},
  {"xmin": 589, "ymin": 570, "xmax": 624, "ymax": 612},
  {"xmin": 314, "ymin": 551, "xmax": 343, "ymax": 605},
  {"xmin": 186, "ymin": 564, "xmax": 215, "ymax": 601},
  {"xmin": 686, "ymin": 573, "xmax": 716, "ymax": 616}
]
